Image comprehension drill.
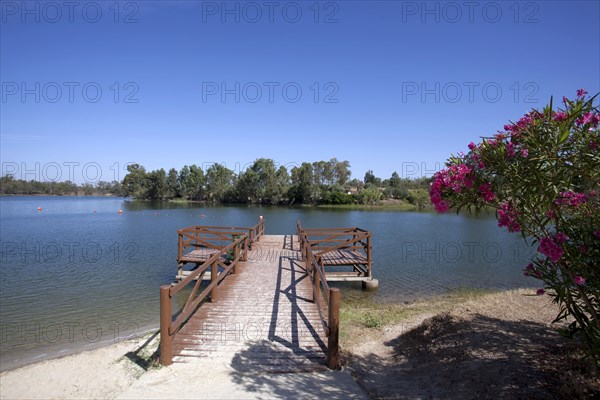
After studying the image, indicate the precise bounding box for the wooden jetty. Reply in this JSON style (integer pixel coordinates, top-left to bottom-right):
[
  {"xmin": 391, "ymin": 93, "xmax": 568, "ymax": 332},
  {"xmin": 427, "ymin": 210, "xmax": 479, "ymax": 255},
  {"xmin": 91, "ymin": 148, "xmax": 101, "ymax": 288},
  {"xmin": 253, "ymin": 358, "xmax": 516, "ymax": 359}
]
[{"xmin": 159, "ymin": 217, "xmax": 375, "ymax": 371}]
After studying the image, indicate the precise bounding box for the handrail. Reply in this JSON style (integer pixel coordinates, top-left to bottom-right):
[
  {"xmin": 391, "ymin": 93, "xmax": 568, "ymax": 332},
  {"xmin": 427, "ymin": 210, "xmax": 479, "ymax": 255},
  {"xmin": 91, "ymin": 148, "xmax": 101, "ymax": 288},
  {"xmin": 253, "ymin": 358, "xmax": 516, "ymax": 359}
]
[
  {"xmin": 297, "ymin": 220, "xmax": 340, "ymax": 369},
  {"xmin": 161, "ymin": 234, "xmax": 247, "ymax": 365},
  {"xmin": 177, "ymin": 216, "xmax": 265, "ymax": 260},
  {"xmin": 160, "ymin": 220, "xmax": 262, "ymax": 366},
  {"xmin": 299, "ymin": 225, "xmax": 372, "ymax": 278}
]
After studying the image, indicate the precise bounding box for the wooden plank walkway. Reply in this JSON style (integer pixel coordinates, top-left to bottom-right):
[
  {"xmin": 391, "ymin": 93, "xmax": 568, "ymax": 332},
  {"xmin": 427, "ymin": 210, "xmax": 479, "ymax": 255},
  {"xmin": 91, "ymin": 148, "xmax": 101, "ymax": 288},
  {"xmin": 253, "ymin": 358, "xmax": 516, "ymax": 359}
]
[
  {"xmin": 171, "ymin": 235, "xmax": 329, "ymax": 372},
  {"xmin": 179, "ymin": 247, "xmax": 220, "ymax": 263},
  {"xmin": 320, "ymin": 249, "xmax": 368, "ymax": 266}
]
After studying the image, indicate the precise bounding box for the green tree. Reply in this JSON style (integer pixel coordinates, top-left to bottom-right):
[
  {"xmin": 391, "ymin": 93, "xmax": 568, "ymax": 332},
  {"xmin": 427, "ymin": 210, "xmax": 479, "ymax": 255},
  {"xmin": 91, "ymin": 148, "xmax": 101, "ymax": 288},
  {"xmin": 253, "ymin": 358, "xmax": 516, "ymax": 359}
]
[
  {"xmin": 290, "ymin": 163, "xmax": 315, "ymax": 204},
  {"xmin": 333, "ymin": 160, "xmax": 351, "ymax": 186},
  {"xmin": 122, "ymin": 164, "xmax": 149, "ymax": 198},
  {"xmin": 275, "ymin": 166, "xmax": 290, "ymax": 203},
  {"xmin": 251, "ymin": 158, "xmax": 279, "ymax": 203},
  {"xmin": 235, "ymin": 168, "xmax": 258, "ymax": 203},
  {"xmin": 357, "ymin": 187, "xmax": 382, "ymax": 205},
  {"xmin": 205, "ymin": 163, "xmax": 233, "ymax": 202},
  {"xmin": 166, "ymin": 168, "xmax": 180, "ymax": 199},
  {"xmin": 188, "ymin": 165, "xmax": 205, "ymax": 200},
  {"xmin": 411, "ymin": 188, "xmax": 430, "ymax": 209},
  {"xmin": 148, "ymin": 169, "xmax": 168, "ymax": 199},
  {"xmin": 364, "ymin": 170, "xmax": 381, "ymax": 187},
  {"xmin": 389, "ymin": 171, "xmax": 402, "ymax": 188},
  {"xmin": 178, "ymin": 165, "xmax": 191, "ymax": 199},
  {"xmin": 81, "ymin": 183, "xmax": 94, "ymax": 195}
]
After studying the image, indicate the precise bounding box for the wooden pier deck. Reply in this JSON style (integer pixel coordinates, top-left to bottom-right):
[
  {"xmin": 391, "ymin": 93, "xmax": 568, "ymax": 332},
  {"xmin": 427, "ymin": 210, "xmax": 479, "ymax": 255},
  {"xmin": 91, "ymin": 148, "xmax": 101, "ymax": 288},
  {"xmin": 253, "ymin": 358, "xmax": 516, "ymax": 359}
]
[
  {"xmin": 170, "ymin": 235, "xmax": 328, "ymax": 372},
  {"xmin": 160, "ymin": 218, "xmax": 371, "ymax": 371}
]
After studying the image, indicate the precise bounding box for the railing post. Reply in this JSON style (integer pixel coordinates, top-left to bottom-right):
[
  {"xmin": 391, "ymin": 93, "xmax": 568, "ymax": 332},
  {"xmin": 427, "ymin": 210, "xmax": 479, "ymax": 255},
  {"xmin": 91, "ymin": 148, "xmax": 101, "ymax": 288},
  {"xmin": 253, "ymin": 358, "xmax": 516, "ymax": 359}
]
[
  {"xmin": 177, "ymin": 233, "xmax": 183, "ymax": 277},
  {"xmin": 160, "ymin": 285, "xmax": 173, "ymax": 366},
  {"xmin": 233, "ymin": 241, "xmax": 239, "ymax": 274},
  {"xmin": 327, "ymin": 287, "xmax": 340, "ymax": 369},
  {"xmin": 210, "ymin": 260, "xmax": 218, "ymax": 302},
  {"xmin": 367, "ymin": 234, "xmax": 372, "ymax": 278},
  {"xmin": 313, "ymin": 260, "xmax": 320, "ymax": 303},
  {"xmin": 242, "ymin": 236, "xmax": 248, "ymax": 262},
  {"xmin": 259, "ymin": 216, "xmax": 264, "ymax": 237}
]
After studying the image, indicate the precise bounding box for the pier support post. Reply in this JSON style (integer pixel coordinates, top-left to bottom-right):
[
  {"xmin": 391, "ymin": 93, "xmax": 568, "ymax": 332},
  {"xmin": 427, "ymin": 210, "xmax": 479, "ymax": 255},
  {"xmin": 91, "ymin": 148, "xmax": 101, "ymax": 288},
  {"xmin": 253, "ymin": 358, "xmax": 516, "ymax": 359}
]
[
  {"xmin": 327, "ymin": 288, "xmax": 340, "ymax": 369},
  {"xmin": 159, "ymin": 285, "xmax": 173, "ymax": 366},
  {"xmin": 362, "ymin": 279, "xmax": 379, "ymax": 291}
]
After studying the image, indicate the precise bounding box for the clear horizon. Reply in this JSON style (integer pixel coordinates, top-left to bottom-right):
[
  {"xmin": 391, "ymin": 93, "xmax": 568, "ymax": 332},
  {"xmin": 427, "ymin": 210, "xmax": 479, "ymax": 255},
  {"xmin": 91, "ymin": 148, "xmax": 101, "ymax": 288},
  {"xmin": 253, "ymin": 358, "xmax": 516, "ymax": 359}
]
[{"xmin": 1, "ymin": 1, "xmax": 599, "ymax": 184}]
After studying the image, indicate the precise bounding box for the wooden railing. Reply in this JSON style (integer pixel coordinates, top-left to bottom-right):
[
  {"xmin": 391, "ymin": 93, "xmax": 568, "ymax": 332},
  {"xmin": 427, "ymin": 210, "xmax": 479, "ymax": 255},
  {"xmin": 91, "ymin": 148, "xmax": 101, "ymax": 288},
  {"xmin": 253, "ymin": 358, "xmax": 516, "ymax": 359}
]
[
  {"xmin": 299, "ymin": 225, "xmax": 372, "ymax": 278},
  {"xmin": 297, "ymin": 221, "xmax": 340, "ymax": 369},
  {"xmin": 160, "ymin": 231, "xmax": 250, "ymax": 365},
  {"xmin": 178, "ymin": 216, "xmax": 265, "ymax": 260}
]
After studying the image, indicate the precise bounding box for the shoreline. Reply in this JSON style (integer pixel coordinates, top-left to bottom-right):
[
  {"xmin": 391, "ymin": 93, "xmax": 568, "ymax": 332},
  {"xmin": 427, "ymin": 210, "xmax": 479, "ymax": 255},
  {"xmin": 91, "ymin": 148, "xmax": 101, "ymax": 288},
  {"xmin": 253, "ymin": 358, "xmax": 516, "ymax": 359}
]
[
  {"xmin": 2, "ymin": 288, "xmax": 576, "ymax": 400},
  {"xmin": 0, "ymin": 324, "xmax": 159, "ymax": 374},
  {"xmin": 0, "ymin": 332, "xmax": 159, "ymax": 400},
  {"xmin": 1, "ymin": 195, "xmax": 433, "ymax": 211},
  {"xmin": 0, "ymin": 288, "xmax": 522, "ymax": 374}
]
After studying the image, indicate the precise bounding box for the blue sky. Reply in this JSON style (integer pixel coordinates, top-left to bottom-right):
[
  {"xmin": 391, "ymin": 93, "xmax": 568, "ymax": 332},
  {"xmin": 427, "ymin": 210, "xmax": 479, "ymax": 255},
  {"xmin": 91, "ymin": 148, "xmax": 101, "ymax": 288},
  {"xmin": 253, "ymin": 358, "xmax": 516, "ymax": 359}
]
[{"xmin": 1, "ymin": 0, "xmax": 599, "ymax": 184}]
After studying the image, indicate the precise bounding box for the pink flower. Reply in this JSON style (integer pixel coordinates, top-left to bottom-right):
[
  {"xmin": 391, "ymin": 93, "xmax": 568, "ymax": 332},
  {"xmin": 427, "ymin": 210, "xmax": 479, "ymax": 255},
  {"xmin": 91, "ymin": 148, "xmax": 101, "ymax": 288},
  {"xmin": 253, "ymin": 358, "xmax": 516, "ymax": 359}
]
[
  {"xmin": 506, "ymin": 142, "xmax": 516, "ymax": 158},
  {"xmin": 521, "ymin": 148, "xmax": 529, "ymax": 158},
  {"xmin": 554, "ymin": 232, "xmax": 569, "ymax": 244},
  {"xmin": 539, "ymin": 236, "xmax": 564, "ymax": 263},
  {"xmin": 536, "ymin": 288, "xmax": 545, "ymax": 295},
  {"xmin": 468, "ymin": 142, "xmax": 476, "ymax": 150},
  {"xmin": 556, "ymin": 191, "xmax": 587, "ymax": 207},
  {"xmin": 576, "ymin": 112, "xmax": 594, "ymax": 126},
  {"xmin": 497, "ymin": 203, "xmax": 521, "ymax": 232},
  {"xmin": 574, "ymin": 276, "xmax": 586, "ymax": 286},
  {"xmin": 576, "ymin": 88, "xmax": 587, "ymax": 97},
  {"xmin": 554, "ymin": 111, "xmax": 568, "ymax": 122},
  {"xmin": 435, "ymin": 200, "xmax": 449, "ymax": 213},
  {"xmin": 594, "ymin": 230, "xmax": 600, "ymax": 239},
  {"xmin": 526, "ymin": 263, "xmax": 535, "ymax": 271},
  {"xmin": 430, "ymin": 170, "xmax": 451, "ymax": 213},
  {"xmin": 478, "ymin": 183, "xmax": 496, "ymax": 202}
]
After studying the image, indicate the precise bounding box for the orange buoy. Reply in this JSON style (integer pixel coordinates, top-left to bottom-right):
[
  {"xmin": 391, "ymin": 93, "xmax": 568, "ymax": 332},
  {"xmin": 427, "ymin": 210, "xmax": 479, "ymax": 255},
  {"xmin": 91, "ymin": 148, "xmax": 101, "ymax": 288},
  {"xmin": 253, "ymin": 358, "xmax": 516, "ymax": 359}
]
[
  {"xmin": 37, "ymin": 207, "xmax": 42, "ymax": 211},
  {"xmin": 118, "ymin": 210, "xmax": 123, "ymax": 214}
]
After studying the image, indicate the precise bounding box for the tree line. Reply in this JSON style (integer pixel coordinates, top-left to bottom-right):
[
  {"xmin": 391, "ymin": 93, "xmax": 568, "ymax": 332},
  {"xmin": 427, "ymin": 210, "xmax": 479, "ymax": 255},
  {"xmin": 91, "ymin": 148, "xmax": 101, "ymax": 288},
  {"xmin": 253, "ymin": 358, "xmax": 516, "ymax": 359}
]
[
  {"xmin": 0, "ymin": 175, "xmax": 123, "ymax": 196},
  {"xmin": 121, "ymin": 158, "xmax": 432, "ymax": 208},
  {"xmin": 0, "ymin": 158, "xmax": 432, "ymax": 208}
]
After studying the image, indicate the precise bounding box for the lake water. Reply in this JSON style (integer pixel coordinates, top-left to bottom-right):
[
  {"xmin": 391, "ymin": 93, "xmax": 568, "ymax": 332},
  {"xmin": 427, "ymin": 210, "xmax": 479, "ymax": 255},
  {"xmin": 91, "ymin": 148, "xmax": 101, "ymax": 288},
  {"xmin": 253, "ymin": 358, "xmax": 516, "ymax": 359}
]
[{"xmin": 0, "ymin": 196, "xmax": 536, "ymax": 371}]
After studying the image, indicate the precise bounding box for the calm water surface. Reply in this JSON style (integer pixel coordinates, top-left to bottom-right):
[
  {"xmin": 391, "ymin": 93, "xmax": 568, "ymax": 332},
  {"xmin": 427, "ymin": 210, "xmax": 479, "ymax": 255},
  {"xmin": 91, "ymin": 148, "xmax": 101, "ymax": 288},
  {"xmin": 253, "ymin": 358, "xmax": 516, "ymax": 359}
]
[{"xmin": 0, "ymin": 196, "xmax": 536, "ymax": 370}]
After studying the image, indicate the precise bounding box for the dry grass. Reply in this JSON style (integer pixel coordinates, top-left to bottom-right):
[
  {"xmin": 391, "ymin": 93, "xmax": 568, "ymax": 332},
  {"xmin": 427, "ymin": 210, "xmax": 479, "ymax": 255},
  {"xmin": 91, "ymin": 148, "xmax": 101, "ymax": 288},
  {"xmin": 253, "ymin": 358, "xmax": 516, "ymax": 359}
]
[
  {"xmin": 339, "ymin": 287, "xmax": 495, "ymax": 349},
  {"xmin": 341, "ymin": 289, "xmax": 599, "ymax": 399}
]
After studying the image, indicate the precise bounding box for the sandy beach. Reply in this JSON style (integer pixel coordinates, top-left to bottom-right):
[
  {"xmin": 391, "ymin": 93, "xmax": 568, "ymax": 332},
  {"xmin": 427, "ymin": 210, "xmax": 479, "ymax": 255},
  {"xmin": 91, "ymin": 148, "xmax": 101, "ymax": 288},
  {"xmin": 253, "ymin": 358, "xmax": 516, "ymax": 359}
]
[
  {"xmin": 1, "ymin": 289, "xmax": 597, "ymax": 399},
  {"xmin": 0, "ymin": 326, "xmax": 366, "ymax": 400}
]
